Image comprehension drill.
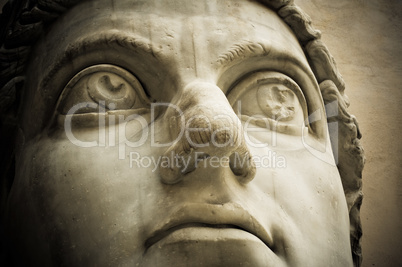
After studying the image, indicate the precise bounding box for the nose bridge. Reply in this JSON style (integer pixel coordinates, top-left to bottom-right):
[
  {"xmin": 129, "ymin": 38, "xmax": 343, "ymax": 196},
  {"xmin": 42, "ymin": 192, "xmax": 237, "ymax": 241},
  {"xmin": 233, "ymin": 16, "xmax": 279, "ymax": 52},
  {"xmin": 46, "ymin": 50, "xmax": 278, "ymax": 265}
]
[
  {"xmin": 177, "ymin": 82, "xmax": 242, "ymax": 153},
  {"xmin": 159, "ymin": 81, "xmax": 256, "ymax": 185}
]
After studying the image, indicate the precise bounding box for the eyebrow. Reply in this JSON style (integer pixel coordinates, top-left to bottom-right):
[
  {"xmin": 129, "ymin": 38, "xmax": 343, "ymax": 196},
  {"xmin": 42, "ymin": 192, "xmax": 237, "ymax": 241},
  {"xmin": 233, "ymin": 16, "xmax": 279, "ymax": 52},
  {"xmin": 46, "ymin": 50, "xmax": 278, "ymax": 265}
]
[
  {"xmin": 65, "ymin": 31, "xmax": 156, "ymax": 59},
  {"xmin": 216, "ymin": 39, "xmax": 313, "ymax": 79},
  {"xmin": 217, "ymin": 40, "xmax": 270, "ymax": 66},
  {"xmin": 216, "ymin": 39, "xmax": 316, "ymax": 89},
  {"xmin": 41, "ymin": 31, "xmax": 158, "ymax": 90}
]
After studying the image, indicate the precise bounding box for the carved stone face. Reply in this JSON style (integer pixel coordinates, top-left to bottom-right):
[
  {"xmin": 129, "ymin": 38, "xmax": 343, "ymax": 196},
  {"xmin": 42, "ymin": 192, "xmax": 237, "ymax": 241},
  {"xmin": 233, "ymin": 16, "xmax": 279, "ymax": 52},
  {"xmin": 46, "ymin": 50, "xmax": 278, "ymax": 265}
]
[{"xmin": 7, "ymin": 0, "xmax": 353, "ymax": 266}]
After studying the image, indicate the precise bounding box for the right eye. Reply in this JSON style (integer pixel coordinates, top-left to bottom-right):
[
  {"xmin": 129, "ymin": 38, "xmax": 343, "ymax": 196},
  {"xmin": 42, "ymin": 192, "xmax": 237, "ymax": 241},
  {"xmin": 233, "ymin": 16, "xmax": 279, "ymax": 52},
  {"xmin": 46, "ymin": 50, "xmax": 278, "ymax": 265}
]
[
  {"xmin": 227, "ymin": 71, "xmax": 308, "ymax": 136},
  {"xmin": 57, "ymin": 64, "xmax": 150, "ymax": 114}
]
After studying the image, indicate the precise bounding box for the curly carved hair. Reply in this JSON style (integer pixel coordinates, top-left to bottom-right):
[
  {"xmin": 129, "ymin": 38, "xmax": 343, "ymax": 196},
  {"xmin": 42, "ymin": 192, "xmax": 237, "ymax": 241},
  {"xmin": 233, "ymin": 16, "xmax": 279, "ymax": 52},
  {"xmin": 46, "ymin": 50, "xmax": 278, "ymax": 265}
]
[{"xmin": 0, "ymin": 0, "xmax": 364, "ymax": 266}]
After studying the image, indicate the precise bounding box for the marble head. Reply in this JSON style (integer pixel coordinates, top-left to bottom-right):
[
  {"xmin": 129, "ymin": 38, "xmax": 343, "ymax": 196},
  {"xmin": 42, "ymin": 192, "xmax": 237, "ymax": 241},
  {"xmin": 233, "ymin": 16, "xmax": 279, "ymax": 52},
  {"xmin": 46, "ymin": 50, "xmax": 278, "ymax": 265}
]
[{"xmin": 0, "ymin": 0, "xmax": 364, "ymax": 266}]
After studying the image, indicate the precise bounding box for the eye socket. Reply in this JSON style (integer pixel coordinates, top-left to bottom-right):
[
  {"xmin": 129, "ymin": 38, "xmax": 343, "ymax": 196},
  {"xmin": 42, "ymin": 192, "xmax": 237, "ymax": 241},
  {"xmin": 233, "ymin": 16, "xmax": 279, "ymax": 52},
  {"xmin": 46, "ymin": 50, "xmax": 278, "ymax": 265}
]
[
  {"xmin": 57, "ymin": 64, "xmax": 150, "ymax": 114},
  {"xmin": 227, "ymin": 71, "xmax": 308, "ymax": 135}
]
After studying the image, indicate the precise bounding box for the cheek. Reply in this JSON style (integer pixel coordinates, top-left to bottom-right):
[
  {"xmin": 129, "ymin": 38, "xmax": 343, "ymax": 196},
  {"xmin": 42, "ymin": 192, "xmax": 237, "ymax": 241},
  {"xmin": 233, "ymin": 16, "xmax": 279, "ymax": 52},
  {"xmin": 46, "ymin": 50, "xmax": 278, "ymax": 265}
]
[
  {"xmin": 249, "ymin": 147, "xmax": 350, "ymax": 260},
  {"xmin": 11, "ymin": 133, "xmax": 165, "ymax": 263},
  {"xmin": 251, "ymin": 146, "xmax": 347, "ymax": 221}
]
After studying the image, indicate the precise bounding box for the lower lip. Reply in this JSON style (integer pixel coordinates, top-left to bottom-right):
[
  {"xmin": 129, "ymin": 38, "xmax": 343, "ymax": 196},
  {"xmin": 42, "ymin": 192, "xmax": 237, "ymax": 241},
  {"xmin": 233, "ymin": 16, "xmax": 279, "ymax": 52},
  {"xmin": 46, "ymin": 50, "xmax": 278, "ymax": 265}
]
[{"xmin": 141, "ymin": 227, "xmax": 281, "ymax": 266}]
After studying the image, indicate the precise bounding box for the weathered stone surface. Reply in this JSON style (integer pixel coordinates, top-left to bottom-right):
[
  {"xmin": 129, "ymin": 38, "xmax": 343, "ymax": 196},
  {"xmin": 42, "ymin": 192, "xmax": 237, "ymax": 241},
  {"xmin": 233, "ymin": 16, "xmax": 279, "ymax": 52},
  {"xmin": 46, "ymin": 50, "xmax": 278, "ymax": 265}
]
[{"xmin": 0, "ymin": 0, "xmax": 369, "ymax": 266}]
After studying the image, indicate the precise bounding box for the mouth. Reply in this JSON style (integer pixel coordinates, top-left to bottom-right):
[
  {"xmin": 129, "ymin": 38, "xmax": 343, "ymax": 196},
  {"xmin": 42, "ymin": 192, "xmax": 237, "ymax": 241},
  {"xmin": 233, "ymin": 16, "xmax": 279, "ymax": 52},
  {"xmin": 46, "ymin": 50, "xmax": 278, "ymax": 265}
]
[
  {"xmin": 145, "ymin": 223, "xmax": 248, "ymax": 248},
  {"xmin": 144, "ymin": 203, "xmax": 274, "ymax": 251}
]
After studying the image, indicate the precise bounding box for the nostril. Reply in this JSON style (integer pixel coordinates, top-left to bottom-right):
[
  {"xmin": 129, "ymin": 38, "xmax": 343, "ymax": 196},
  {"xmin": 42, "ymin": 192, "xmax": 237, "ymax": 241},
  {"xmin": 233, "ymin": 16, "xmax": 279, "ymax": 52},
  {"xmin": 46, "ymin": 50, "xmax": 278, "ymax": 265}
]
[
  {"xmin": 229, "ymin": 151, "xmax": 256, "ymax": 184},
  {"xmin": 159, "ymin": 163, "xmax": 182, "ymax": 185}
]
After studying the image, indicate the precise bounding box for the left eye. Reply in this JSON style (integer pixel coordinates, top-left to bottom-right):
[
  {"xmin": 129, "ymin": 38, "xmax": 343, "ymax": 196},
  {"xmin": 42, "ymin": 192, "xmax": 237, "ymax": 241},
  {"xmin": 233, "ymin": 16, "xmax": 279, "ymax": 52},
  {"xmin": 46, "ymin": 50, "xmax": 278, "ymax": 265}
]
[{"xmin": 256, "ymin": 82, "xmax": 298, "ymax": 121}]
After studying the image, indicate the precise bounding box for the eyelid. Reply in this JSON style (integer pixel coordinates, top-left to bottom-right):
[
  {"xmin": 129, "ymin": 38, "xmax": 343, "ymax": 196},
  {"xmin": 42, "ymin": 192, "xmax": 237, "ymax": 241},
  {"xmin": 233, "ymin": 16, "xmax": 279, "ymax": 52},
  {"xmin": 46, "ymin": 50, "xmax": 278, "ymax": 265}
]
[
  {"xmin": 57, "ymin": 64, "xmax": 150, "ymax": 115},
  {"xmin": 227, "ymin": 71, "xmax": 308, "ymax": 122}
]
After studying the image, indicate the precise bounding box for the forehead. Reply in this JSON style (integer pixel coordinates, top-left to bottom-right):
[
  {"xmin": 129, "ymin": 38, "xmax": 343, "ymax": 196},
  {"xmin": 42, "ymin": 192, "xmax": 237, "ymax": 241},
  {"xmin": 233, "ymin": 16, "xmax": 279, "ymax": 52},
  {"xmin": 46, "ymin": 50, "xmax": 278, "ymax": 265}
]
[
  {"xmin": 67, "ymin": 0, "xmax": 287, "ymax": 22},
  {"xmin": 54, "ymin": 0, "xmax": 305, "ymax": 64}
]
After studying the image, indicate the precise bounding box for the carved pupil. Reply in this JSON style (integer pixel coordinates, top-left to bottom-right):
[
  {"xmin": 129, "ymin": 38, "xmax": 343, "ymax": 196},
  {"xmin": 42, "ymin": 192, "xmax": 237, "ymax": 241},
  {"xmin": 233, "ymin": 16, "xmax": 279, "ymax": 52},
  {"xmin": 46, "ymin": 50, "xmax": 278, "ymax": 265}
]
[
  {"xmin": 257, "ymin": 84, "xmax": 296, "ymax": 121},
  {"xmin": 87, "ymin": 72, "xmax": 136, "ymax": 109},
  {"xmin": 97, "ymin": 74, "xmax": 127, "ymax": 99}
]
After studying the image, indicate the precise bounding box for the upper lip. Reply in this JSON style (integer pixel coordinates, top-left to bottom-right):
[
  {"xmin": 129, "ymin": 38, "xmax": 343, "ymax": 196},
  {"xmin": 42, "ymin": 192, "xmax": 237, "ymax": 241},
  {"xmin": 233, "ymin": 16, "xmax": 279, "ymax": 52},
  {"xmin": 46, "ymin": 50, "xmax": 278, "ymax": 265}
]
[{"xmin": 144, "ymin": 202, "xmax": 274, "ymax": 250}]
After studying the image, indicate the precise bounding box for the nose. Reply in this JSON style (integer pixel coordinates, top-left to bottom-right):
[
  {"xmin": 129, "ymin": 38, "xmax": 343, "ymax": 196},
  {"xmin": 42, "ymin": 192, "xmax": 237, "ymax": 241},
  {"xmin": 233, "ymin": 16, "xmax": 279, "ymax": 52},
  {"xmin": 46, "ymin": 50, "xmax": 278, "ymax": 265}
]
[{"xmin": 159, "ymin": 81, "xmax": 256, "ymax": 184}]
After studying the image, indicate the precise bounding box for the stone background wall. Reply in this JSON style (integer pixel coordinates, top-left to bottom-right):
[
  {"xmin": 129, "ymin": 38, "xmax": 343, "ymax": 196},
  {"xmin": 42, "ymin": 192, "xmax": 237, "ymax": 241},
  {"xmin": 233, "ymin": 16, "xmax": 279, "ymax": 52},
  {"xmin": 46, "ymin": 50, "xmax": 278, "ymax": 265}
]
[
  {"xmin": 296, "ymin": 0, "xmax": 402, "ymax": 266},
  {"xmin": 1, "ymin": 0, "xmax": 401, "ymax": 266}
]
